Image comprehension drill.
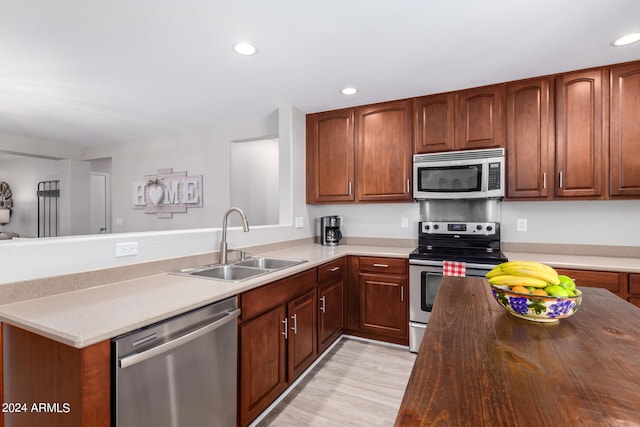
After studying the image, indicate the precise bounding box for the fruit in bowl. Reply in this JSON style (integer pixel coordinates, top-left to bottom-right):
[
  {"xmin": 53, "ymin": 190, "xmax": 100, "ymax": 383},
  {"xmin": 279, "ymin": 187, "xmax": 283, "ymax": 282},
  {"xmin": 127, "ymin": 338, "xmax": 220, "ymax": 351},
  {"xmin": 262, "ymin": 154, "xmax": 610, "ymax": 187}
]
[{"xmin": 486, "ymin": 261, "xmax": 582, "ymax": 322}]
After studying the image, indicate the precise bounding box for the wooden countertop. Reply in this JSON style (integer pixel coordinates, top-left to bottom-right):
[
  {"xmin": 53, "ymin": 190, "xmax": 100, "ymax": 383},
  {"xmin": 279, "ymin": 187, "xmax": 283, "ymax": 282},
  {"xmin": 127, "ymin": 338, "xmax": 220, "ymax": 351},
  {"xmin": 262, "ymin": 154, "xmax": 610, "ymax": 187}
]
[{"xmin": 396, "ymin": 277, "xmax": 640, "ymax": 426}]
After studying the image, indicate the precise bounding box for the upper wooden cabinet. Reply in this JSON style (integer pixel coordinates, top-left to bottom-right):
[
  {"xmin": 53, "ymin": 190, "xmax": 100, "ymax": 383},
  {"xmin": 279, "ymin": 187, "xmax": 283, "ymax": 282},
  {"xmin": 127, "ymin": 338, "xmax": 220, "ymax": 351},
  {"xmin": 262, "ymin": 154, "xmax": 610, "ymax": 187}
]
[
  {"xmin": 456, "ymin": 84, "xmax": 506, "ymax": 151},
  {"xmin": 306, "ymin": 99, "xmax": 413, "ymax": 204},
  {"xmin": 355, "ymin": 100, "xmax": 413, "ymax": 202},
  {"xmin": 413, "ymin": 93, "xmax": 455, "ymax": 153},
  {"xmin": 414, "ymin": 85, "xmax": 505, "ymax": 154},
  {"xmin": 555, "ymin": 68, "xmax": 605, "ymax": 198},
  {"xmin": 506, "ymin": 78, "xmax": 554, "ymax": 199},
  {"xmin": 609, "ymin": 62, "xmax": 640, "ymax": 198},
  {"xmin": 306, "ymin": 109, "xmax": 355, "ymax": 203}
]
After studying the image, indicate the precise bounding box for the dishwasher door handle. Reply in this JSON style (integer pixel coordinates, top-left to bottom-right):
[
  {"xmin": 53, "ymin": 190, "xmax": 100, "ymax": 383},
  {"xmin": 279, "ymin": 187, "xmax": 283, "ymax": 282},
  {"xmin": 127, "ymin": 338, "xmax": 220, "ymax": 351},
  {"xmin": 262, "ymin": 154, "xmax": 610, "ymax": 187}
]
[{"xmin": 119, "ymin": 308, "xmax": 241, "ymax": 369}]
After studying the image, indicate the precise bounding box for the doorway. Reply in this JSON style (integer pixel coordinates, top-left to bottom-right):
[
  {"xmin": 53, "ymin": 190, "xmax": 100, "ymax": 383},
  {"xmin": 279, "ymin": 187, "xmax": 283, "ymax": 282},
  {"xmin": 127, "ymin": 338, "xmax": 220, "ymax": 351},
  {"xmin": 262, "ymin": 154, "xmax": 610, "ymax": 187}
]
[{"xmin": 90, "ymin": 172, "xmax": 110, "ymax": 234}]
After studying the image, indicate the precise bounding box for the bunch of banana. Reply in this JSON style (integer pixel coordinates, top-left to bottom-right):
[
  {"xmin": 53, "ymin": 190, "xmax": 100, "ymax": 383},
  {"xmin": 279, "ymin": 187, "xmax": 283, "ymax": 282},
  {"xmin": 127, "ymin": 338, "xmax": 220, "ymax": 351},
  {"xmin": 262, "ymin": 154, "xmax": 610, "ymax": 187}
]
[{"xmin": 486, "ymin": 260, "xmax": 559, "ymax": 288}]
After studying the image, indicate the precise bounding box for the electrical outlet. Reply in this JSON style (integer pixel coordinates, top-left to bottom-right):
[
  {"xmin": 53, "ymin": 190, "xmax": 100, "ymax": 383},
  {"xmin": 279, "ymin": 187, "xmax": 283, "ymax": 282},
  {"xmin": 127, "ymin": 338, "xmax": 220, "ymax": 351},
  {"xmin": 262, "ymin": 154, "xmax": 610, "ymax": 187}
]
[
  {"xmin": 401, "ymin": 217, "xmax": 409, "ymax": 228},
  {"xmin": 295, "ymin": 217, "xmax": 304, "ymax": 229},
  {"xmin": 517, "ymin": 218, "xmax": 528, "ymax": 232},
  {"xmin": 116, "ymin": 242, "xmax": 138, "ymax": 257}
]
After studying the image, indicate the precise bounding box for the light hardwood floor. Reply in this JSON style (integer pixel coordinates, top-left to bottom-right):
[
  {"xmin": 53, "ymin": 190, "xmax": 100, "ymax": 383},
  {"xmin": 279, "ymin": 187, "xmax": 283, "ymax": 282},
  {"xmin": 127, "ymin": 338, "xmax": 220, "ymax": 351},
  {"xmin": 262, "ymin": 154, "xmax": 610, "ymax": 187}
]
[{"xmin": 256, "ymin": 337, "xmax": 417, "ymax": 427}]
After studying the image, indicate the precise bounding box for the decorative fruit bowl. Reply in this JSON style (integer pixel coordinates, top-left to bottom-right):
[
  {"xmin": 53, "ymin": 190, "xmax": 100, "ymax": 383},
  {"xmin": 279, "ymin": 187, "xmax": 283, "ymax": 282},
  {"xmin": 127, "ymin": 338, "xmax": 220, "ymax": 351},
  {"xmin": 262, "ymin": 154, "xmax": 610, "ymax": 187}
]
[
  {"xmin": 486, "ymin": 260, "xmax": 582, "ymax": 322},
  {"xmin": 489, "ymin": 283, "xmax": 582, "ymax": 322}
]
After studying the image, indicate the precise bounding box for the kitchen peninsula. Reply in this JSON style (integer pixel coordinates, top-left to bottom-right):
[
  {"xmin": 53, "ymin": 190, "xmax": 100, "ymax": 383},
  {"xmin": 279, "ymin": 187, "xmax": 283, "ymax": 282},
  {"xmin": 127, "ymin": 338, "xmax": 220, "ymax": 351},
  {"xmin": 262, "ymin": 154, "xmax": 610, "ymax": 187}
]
[{"xmin": 396, "ymin": 276, "xmax": 640, "ymax": 426}]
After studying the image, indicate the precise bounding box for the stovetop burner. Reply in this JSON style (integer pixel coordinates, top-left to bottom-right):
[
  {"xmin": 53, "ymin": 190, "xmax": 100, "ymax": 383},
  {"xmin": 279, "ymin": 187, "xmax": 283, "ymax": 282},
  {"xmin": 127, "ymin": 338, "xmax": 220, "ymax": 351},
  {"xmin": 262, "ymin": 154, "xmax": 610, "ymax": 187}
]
[{"xmin": 410, "ymin": 220, "xmax": 508, "ymax": 264}]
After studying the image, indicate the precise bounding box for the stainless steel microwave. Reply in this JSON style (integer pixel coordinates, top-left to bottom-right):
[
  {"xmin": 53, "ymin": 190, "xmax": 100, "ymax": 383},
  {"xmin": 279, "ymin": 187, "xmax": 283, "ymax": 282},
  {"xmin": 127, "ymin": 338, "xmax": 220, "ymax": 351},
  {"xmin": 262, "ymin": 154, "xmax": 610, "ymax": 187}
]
[{"xmin": 413, "ymin": 148, "xmax": 505, "ymax": 199}]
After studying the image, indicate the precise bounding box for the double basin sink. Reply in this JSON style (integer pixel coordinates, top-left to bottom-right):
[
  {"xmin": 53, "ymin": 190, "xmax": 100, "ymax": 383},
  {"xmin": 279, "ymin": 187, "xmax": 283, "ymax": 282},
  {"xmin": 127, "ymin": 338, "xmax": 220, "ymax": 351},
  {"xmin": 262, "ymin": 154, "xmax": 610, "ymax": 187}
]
[{"xmin": 174, "ymin": 256, "xmax": 307, "ymax": 283}]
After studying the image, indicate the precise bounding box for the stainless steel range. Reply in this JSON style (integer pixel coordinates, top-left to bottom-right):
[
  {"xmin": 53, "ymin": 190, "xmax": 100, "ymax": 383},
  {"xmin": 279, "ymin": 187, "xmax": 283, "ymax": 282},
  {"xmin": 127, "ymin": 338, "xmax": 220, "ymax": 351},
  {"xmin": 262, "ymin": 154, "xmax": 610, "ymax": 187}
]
[{"xmin": 409, "ymin": 220, "xmax": 508, "ymax": 352}]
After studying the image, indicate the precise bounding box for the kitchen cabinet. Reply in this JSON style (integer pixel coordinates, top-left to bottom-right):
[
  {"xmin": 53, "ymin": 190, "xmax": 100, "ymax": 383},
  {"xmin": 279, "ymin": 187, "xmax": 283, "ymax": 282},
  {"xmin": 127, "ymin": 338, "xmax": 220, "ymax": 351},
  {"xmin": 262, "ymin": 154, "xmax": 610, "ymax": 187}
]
[
  {"xmin": 555, "ymin": 68, "xmax": 605, "ymax": 198},
  {"xmin": 306, "ymin": 109, "xmax": 355, "ymax": 203},
  {"xmin": 506, "ymin": 78, "xmax": 554, "ymax": 199},
  {"xmin": 414, "ymin": 85, "xmax": 505, "ymax": 154},
  {"xmin": 317, "ymin": 258, "xmax": 345, "ymax": 353},
  {"xmin": 346, "ymin": 256, "xmax": 409, "ymax": 345},
  {"xmin": 413, "ymin": 92, "xmax": 456, "ymax": 153},
  {"xmin": 456, "ymin": 84, "xmax": 506, "ymax": 151},
  {"xmin": 356, "ymin": 100, "xmax": 413, "ymax": 202},
  {"xmin": 306, "ymin": 99, "xmax": 413, "ymax": 204},
  {"xmin": 629, "ymin": 274, "xmax": 640, "ymax": 308},
  {"xmin": 238, "ymin": 269, "xmax": 317, "ymax": 427},
  {"xmin": 555, "ymin": 268, "xmax": 627, "ymax": 301},
  {"xmin": 609, "ymin": 62, "xmax": 640, "ymax": 198},
  {"xmin": 1, "ymin": 323, "xmax": 110, "ymax": 427}
]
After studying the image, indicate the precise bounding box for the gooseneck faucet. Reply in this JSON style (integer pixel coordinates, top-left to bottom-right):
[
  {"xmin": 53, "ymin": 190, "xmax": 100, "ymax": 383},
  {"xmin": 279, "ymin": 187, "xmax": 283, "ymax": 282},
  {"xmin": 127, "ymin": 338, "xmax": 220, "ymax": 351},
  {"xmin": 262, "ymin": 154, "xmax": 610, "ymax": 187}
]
[{"xmin": 219, "ymin": 207, "xmax": 250, "ymax": 264}]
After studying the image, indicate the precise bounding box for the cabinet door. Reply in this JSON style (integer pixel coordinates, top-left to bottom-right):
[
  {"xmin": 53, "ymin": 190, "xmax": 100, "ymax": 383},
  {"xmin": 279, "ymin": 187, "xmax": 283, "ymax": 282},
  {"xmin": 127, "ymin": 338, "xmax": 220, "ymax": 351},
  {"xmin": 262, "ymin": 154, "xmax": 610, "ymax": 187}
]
[
  {"xmin": 358, "ymin": 273, "xmax": 408, "ymax": 341},
  {"xmin": 555, "ymin": 69, "xmax": 604, "ymax": 198},
  {"xmin": 610, "ymin": 62, "xmax": 640, "ymax": 197},
  {"xmin": 555, "ymin": 268, "xmax": 625, "ymax": 298},
  {"xmin": 414, "ymin": 93, "xmax": 455, "ymax": 153},
  {"xmin": 356, "ymin": 100, "xmax": 413, "ymax": 202},
  {"xmin": 239, "ymin": 304, "xmax": 287, "ymax": 427},
  {"xmin": 318, "ymin": 277, "xmax": 345, "ymax": 353},
  {"xmin": 306, "ymin": 109, "xmax": 355, "ymax": 203},
  {"xmin": 287, "ymin": 289, "xmax": 317, "ymax": 381},
  {"xmin": 456, "ymin": 84, "xmax": 505, "ymax": 150},
  {"xmin": 506, "ymin": 78, "xmax": 554, "ymax": 198}
]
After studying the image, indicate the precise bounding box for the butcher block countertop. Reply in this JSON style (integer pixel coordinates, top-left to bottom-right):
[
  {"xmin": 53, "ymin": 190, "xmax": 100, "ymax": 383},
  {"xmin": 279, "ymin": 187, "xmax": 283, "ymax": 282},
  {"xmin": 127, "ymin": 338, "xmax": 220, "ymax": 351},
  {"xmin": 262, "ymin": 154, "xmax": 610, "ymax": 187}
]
[{"xmin": 396, "ymin": 277, "xmax": 640, "ymax": 426}]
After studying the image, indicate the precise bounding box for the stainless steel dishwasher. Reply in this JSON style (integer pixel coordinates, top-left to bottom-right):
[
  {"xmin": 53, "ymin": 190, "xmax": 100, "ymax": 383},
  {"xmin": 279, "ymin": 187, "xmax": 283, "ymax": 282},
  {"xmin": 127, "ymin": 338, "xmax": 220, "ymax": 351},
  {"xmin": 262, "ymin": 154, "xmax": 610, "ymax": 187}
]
[{"xmin": 112, "ymin": 296, "xmax": 240, "ymax": 427}]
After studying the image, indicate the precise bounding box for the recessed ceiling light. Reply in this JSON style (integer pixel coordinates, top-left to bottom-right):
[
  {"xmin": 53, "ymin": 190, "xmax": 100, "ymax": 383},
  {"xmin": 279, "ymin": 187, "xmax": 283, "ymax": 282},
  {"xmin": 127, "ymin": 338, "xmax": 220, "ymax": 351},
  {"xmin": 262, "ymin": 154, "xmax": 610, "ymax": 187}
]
[
  {"xmin": 234, "ymin": 42, "xmax": 257, "ymax": 56},
  {"xmin": 612, "ymin": 32, "xmax": 640, "ymax": 46},
  {"xmin": 341, "ymin": 87, "xmax": 358, "ymax": 95}
]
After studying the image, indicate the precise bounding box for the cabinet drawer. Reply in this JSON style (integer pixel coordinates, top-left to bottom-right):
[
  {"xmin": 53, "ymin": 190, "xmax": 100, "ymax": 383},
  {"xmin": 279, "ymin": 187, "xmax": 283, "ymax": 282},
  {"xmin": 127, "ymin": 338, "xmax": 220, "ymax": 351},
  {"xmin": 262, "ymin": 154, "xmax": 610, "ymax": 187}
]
[
  {"xmin": 359, "ymin": 256, "xmax": 406, "ymax": 275},
  {"xmin": 318, "ymin": 258, "xmax": 345, "ymax": 283},
  {"xmin": 555, "ymin": 269, "xmax": 622, "ymax": 294},
  {"xmin": 239, "ymin": 269, "xmax": 316, "ymax": 321},
  {"xmin": 629, "ymin": 274, "xmax": 640, "ymax": 295}
]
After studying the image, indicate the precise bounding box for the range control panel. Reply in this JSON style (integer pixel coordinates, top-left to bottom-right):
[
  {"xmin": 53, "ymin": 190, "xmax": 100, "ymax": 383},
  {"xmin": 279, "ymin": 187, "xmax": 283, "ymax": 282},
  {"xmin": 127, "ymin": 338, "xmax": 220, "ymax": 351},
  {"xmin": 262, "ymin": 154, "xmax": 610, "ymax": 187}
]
[{"xmin": 419, "ymin": 221, "xmax": 498, "ymax": 236}]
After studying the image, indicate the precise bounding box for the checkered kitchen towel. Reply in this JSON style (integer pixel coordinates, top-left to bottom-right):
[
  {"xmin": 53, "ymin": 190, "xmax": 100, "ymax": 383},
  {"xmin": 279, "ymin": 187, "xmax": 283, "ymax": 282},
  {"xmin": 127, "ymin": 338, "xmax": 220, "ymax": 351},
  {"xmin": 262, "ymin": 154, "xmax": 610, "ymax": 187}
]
[{"xmin": 443, "ymin": 261, "xmax": 466, "ymax": 277}]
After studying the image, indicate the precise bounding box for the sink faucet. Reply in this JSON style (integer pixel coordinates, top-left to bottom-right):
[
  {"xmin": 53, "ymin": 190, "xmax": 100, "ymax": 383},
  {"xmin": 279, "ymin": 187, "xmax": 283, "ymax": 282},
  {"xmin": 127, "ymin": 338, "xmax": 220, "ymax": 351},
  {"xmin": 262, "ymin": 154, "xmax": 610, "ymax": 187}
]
[{"xmin": 219, "ymin": 207, "xmax": 250, "ymax": 264}]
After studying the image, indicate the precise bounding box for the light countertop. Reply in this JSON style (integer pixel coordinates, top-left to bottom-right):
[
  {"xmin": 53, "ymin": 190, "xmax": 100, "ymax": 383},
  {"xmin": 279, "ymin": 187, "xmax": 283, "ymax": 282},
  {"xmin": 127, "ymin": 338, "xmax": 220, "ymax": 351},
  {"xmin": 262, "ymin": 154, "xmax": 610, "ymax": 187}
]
[
  {"xmin": 0, "ymin": 243, "xmax": 412, "ymax": 349},
  {"xmin": 1, "ymin": 242, "xmax": 638, "ymax": 349}
]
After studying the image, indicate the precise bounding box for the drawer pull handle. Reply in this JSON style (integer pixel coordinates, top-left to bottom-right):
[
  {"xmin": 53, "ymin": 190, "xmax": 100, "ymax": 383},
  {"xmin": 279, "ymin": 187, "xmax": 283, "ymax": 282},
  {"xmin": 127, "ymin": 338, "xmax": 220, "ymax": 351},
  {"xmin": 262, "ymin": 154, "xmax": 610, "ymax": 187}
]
[
  {"xmin": 291, "ymin": 314, "xmax": 297, "ymax": 335},
  {"xmin": 373, "ymin": 263, "xmax": 389, "ymax": 268},
  {"xmin": 330, "ymin": 266, "xmax": 340, "ymax": 272},
  {"xmin": 320, "ymin": 295, "xmax": 326, "ymax": 313},
  {"xmin": 282, "ymin": 317, "xmax": 288, "ymax": 340}
]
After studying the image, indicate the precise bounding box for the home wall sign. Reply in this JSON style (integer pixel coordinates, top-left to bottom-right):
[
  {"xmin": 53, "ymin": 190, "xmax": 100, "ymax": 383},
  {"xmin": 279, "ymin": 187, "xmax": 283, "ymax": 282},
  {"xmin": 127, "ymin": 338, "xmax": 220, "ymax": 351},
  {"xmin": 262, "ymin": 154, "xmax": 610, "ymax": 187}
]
[{"xmin": 132, "ymin": 168, "xmax": 203, "ymax": 218}]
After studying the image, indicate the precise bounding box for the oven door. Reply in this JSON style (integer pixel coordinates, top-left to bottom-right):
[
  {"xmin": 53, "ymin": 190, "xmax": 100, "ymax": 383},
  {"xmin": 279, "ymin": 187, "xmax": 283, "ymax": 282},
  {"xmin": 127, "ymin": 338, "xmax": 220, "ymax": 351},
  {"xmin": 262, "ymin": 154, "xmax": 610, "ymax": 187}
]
[
  {"xmin": 409, "ymin": 263, "xmax": 442, "ymax": 352},
  {"xmin": 409, "ymin": 260, "xmax": 497, "ymax": 352}
]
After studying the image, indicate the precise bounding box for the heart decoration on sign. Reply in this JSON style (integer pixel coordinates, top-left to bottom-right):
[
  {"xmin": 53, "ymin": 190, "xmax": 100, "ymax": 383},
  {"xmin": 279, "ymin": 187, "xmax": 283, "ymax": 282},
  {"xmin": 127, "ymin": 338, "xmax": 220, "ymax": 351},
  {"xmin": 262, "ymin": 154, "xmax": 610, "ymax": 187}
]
[{"xmin": 147, "ymin": 180, "xmax": 165, "ymax": 206}]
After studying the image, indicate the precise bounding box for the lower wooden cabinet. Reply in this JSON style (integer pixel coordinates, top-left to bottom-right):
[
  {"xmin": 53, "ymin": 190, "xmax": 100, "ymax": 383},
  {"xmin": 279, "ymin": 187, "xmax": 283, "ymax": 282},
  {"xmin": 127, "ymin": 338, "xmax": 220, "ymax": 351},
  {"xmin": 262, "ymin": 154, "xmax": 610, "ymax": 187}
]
[
  {"xmin": 555, "ymin": 268, "xmax": 640, "ymax": 308},
  {"xmin": 317, "ymin": 258, "xmax": 345, "ymax": 353},
  {"xmin": 238, "ymin": 269, "xmax": 317, "ymax": 427},
  {"xmin": 628, "ymin": 274, "xmax": 640, "ymax": 308},
  {"xmin": 346, "ymin": 256, "xmax": 409, "ymax": 345},
  {"xmin": 1, "ymin": 323, "xmax": 110, "ymax": 427}
]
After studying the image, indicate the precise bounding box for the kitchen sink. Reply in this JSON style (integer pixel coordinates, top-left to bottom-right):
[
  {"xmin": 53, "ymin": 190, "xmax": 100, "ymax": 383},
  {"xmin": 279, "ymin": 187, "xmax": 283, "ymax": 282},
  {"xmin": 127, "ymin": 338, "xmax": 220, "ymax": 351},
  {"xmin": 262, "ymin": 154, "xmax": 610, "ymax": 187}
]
[
  {"xmin": 189, "ymin": 265, "xmax": 270, "ymax": 281},
  {"xmin": 174, "ymin": 257, "xmax": 307, "ymax": 283},
  {"xmin": 234, "ymin": 257, "xmax": 306, "ymax": 270}
]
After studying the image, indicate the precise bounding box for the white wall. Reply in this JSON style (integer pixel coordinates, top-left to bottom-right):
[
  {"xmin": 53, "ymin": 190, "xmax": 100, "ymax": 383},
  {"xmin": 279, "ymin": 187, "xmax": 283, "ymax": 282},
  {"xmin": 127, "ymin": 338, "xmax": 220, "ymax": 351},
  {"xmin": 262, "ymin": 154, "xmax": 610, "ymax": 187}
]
[
  {"xmin": 308, "ymin": 199, "xmax": 640, "ymax": 247},
  {"xmin": 0, "ymin": 106, "xmax": 313, "ymax": 285},
  {"xmin": 0, "ymin": 156, "xmax": 61, "ymax": 237}
]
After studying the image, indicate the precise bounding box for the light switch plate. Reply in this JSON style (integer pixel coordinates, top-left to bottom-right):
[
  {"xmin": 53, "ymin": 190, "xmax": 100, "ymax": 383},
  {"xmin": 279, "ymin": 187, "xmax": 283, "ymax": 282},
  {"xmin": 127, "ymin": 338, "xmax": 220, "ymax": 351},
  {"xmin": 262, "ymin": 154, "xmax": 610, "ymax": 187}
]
[
  {"xmin": 295, "ymin": 217, "xmax": 304, "ymax": 229},
  {"xmin": 517, "ymin": 218, "xmax": 528, "ymax": 232}
]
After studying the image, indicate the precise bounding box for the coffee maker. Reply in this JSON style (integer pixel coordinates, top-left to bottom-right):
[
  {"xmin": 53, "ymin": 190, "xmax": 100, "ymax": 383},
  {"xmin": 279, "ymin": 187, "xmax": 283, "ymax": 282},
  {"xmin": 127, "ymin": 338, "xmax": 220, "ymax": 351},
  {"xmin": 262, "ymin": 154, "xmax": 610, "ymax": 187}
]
[{"xmin": 320, "ymin": 216, "xmax": 342, "ymax": 246}]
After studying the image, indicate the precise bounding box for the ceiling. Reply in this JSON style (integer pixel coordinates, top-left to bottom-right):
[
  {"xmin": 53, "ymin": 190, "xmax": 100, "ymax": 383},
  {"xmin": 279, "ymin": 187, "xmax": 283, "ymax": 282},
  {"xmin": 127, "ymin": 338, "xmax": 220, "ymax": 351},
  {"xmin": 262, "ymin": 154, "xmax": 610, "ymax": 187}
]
[{"xmin": 1, "ymin": 0, "xmax": 640, "ymax": 147}]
